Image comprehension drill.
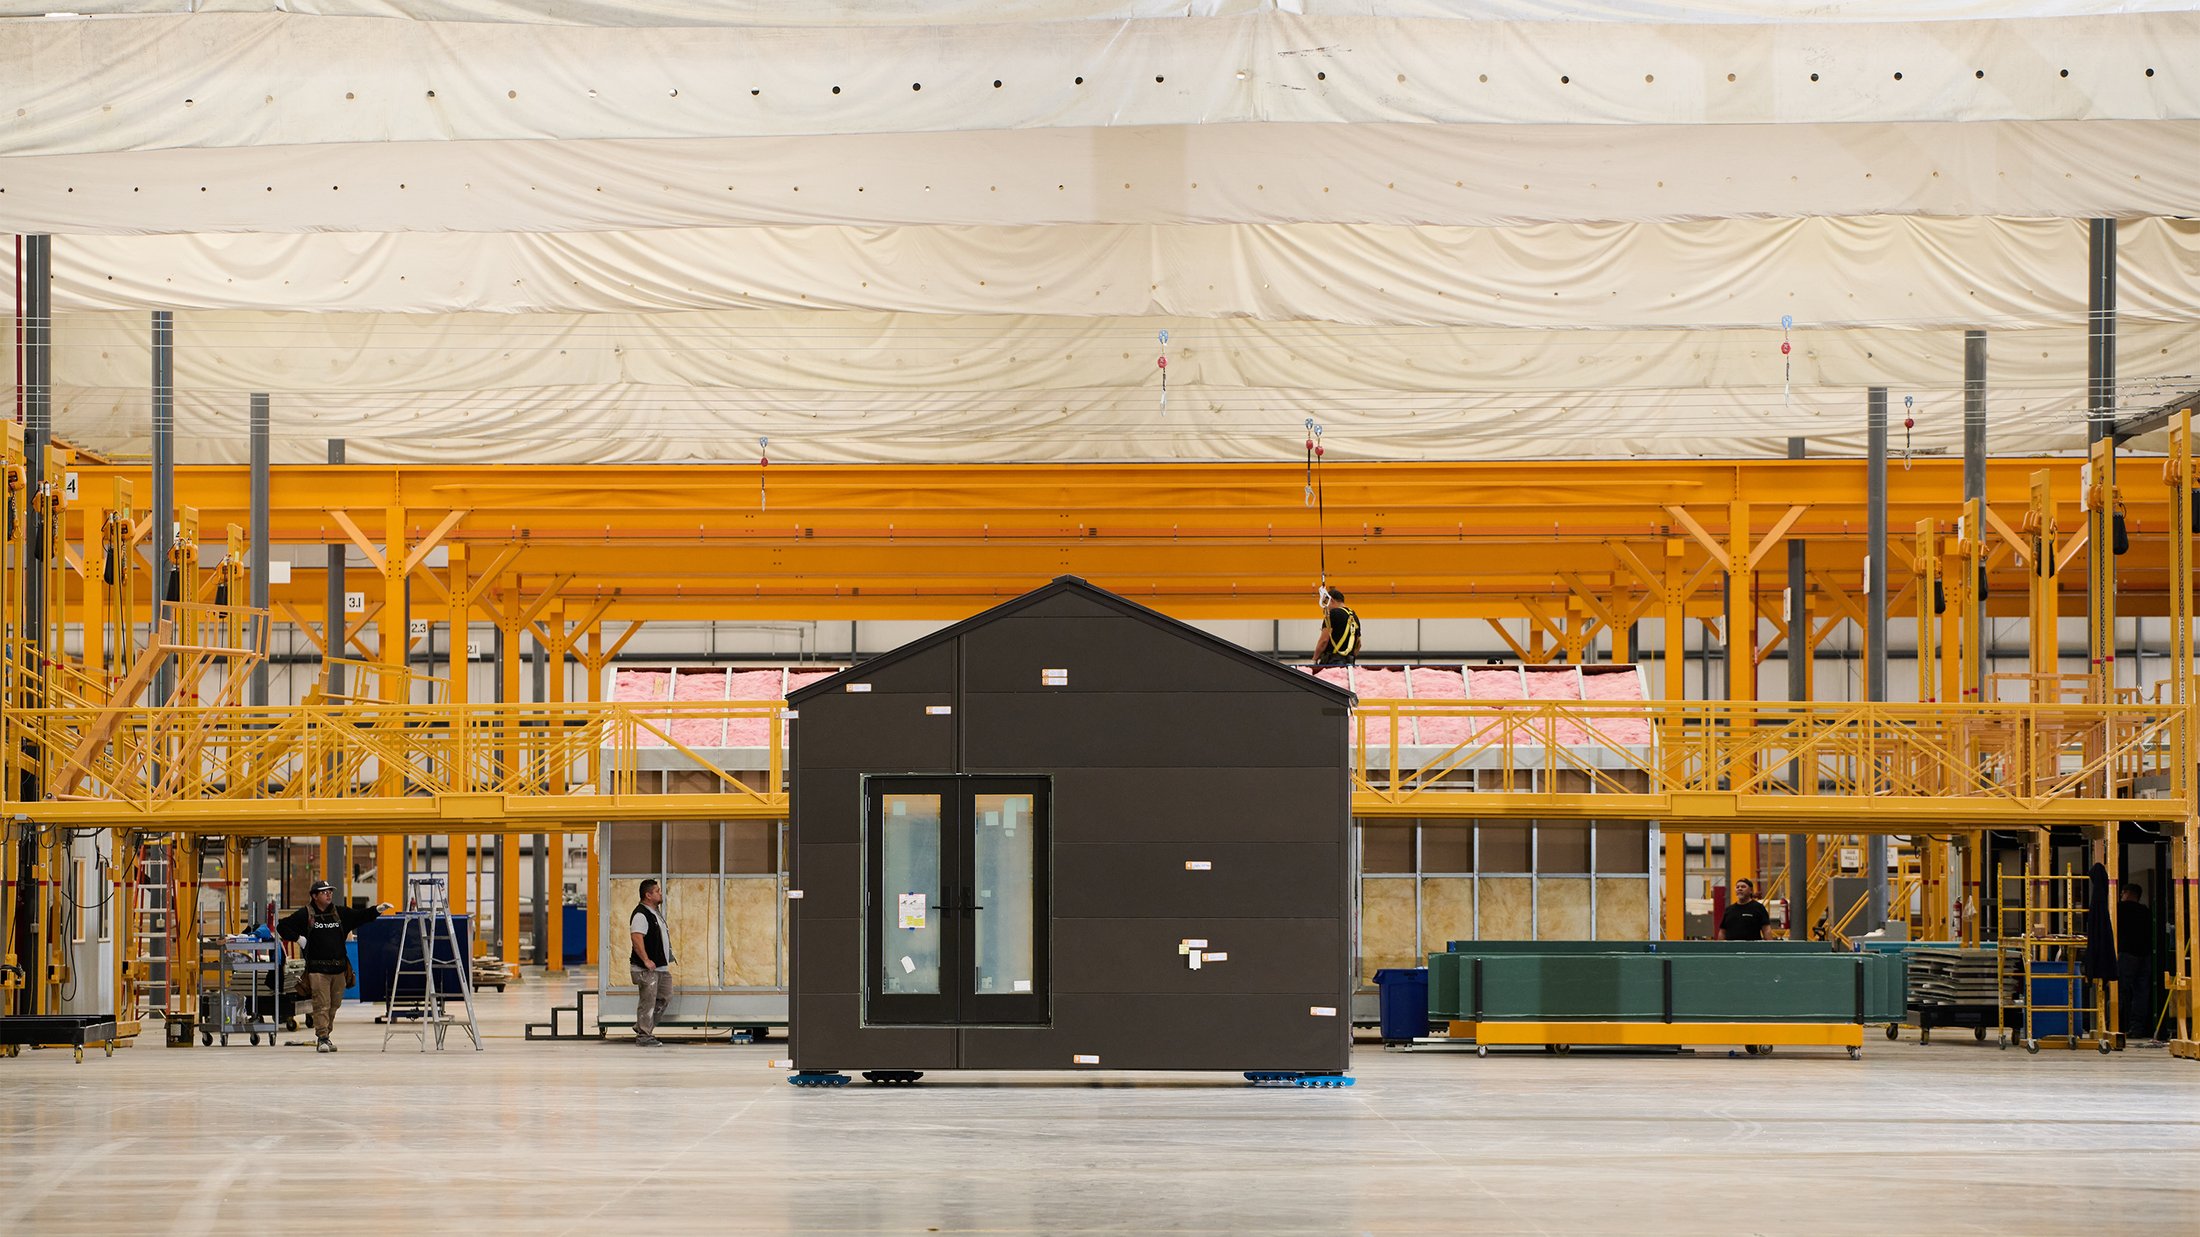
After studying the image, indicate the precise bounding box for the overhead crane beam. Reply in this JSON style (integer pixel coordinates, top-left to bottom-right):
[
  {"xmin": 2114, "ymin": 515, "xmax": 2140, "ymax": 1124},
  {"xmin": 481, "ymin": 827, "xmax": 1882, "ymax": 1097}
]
[{"xmin": 36, "ymin": 457, "xmax": 2188, "ymax": 620}]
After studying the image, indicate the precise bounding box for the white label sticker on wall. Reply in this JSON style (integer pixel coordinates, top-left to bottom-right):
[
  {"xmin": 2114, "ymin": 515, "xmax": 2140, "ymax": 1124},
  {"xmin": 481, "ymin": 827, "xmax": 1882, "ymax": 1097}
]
[
  {"xmin": 1013, "ymin": 979, "xmax": 1032, "ymax": 992},
  {"xmin": 785, "ymin": 890, "xmax": 804, "ymax": 900},
  {"xmin": 1185, "ymin": 861, "xmax": 1212, "ymax": 871},
  {"xmin": 1188, "ymin": 951, "xmax": 1203, "ymax": 970},
  {"xmin": 1310, "ymin": 1006, "xmax": 1338, "ymax": 1017},
  {"xmin": 1072, "ymin": 1054, "xmax": 1100, "ymax": 1065},
  {"xmin": 900, "ymin": 956, "xmax": 917, "ymax": 974},
  {"xmin": 925, "ymin": 705, "xmax": 953, "ymax": 715},
  {"xmin": 898, "ymin": 893, "xmax": 927, "ymax": 931},
  {"xmin": 845, "ymin": 683, "xmax": 872, "ymax": 693},
  {"xmin": 1185, "ymin": 938, "xmax": 1209, "ymax": 950},
  {"xmin": 1204, "ymin": 952, "xmax": 1228, "ymax": 963},
  {"xmin": 1041, "ymin": 668, "xmax": 1069, "ymax": 686},
  {"xmin": 408, "ymin": 619, "xmax": 429, "ymax": 638},
  {"xmin": 769, "ymin": 1059, "xmax": 793, "ymax": 1069}
]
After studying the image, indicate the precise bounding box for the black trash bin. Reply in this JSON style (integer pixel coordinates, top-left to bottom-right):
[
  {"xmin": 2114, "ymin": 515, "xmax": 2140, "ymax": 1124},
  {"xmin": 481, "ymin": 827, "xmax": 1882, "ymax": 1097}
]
[{"xmin": 1375, "ymin": 967, "xmax": 1432, "ymax": 1043}]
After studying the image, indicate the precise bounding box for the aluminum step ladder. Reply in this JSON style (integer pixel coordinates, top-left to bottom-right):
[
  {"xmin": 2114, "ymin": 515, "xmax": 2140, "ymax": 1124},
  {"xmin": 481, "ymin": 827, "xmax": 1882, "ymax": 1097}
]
[{"xmin": 380, "ymin": 875, "xmax": 482, "ymax": 1053}]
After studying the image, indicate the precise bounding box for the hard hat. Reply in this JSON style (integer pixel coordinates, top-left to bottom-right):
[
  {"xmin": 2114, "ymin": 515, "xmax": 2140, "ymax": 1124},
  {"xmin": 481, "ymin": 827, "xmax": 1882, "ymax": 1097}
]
[{"xmin": 309, "ymin": 880, "xmax": 335, "ymax": 896}]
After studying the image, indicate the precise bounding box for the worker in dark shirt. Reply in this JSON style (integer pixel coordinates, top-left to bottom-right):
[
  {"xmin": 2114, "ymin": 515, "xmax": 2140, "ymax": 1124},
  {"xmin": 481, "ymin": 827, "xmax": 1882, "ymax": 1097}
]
[
  {"xmin": 1312, "ymin": 588, "xmax": 1361, "ymax": 666},
  {"xmin": 1718, "ymin": 878, "xmax": 1770, "ymax": 942},
  {"xmin": 2117, "ymin": 881, "xmax": 2155, "ymax": 1043},
  {"xmin": 276, "ymin": 880, "xmax": 391, "ymax": 1053}
]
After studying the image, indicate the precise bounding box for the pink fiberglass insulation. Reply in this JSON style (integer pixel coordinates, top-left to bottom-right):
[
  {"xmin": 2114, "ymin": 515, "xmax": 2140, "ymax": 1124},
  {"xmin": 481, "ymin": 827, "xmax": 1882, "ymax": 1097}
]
[
  {"xmin": 1583, "ymin": 670, "xmax": 1653, "ymax": 745},
  {"xmin": 669, "ymin": 669, "xmax": 728, "ymax": 749},
  {"xmin": 1408, "ymin": 667, "xmax": 1471, "ymax": 746},
  {"xmin": 725, "ymin": 670, "xmax": 785, "ymax": 745},
  {"xmin": 620, "ymin": 669, "xmax": 674, "ymax": 746},
  {"xmin": 1355, "ymin": 668, "xmax": 1410, "ymax": 747},
  {"xmin": 612, "ymin": 669, "xmax": 670, "ymax": 702},
  {"xmin": 1467, "ymin": 668, "xmax": 1523, "ymax": 699},
  {"xmin": 1313, "ymin": 667, "xmax": 1353, "ymax": 691},
  {"xmin": 1355, "ymin": 667, "xmax": 1409, "ymax": 699},
  {"xmin": 1524, "ymin": 668, "xmax": 1588, "ymax": 746},
  {"xmin": 1465, "ymin": 667, "xmax": 1523, "ymax": 743}
]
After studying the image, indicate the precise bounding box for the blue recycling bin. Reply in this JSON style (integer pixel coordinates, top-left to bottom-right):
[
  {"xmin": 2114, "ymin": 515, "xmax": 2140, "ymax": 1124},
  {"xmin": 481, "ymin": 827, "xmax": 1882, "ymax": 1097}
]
[
  {"xmin": 1375, "ymin": 967, "xmax": 1433, "ymax": 1042},
  {"xmin": 562, "ymin": 904, "xmax": 588, "ymax": 964}
]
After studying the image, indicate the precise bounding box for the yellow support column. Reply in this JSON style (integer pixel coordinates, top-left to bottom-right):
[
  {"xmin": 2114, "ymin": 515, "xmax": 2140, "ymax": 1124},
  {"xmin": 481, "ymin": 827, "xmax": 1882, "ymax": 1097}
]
[
  {"xmin": 374, "ymin": 503, "xmax": 409, "ymax": 909},
  {"xmin": 2165, "ymin": 412, "xmax": 2196, "ymax": 1058},
  {"xmin": 499, "ymin": 591, "xmax": 525, "ymax": 966},
  {"xmin": 447, "ymin": 545, "xmax": 473, "ymax": 952},
  {"xmin": 1725, "ymin": 502, "xmax": 1757, "ymax": 896},
  {"xmin": 1662, "ymin": 539, "xmax": 1688, "ymax": 939},
  {"xmin": 542, "ymin": 598, "xmax": 567, "ymax": 976}
]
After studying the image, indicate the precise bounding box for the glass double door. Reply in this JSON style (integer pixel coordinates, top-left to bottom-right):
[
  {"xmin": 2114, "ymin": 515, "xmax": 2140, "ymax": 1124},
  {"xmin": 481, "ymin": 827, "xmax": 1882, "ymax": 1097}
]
[{"xmin": 866, "ymin": 776, "xmax": 1049, "ymax": 1026}]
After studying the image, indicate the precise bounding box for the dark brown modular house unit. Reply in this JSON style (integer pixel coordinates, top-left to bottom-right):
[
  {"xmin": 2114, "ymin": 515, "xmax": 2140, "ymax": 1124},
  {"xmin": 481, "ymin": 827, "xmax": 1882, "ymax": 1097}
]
[{"xmin": 785, "ymin": 576, "xmax": 1355, "ymax": 1083}]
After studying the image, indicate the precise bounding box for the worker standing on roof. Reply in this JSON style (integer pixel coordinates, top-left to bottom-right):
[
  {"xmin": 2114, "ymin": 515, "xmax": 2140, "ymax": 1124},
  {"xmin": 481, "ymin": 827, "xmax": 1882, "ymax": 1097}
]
[{"xmin": 1312, "ymin": 588, "xmax": 1360, "ymax": 666}]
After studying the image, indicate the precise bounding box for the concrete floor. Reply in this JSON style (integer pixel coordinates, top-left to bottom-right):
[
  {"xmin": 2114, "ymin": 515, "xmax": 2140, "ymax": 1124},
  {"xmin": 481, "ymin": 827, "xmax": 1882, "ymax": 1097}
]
[{"xmin": 4, "ymin": 977, "xmax": 2198, "ymax": 1235}]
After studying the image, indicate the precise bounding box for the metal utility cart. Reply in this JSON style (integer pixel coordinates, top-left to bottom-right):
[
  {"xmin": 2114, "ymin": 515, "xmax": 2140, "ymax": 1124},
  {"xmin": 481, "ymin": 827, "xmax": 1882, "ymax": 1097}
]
[
  {"xmin": 199, "ymin": 935, "xmax": 286, "ymax": 1047},
  {"xmin": 0, "ymin": 1014, "xmax": 124, "ymax": 1063},
  {"xmin": 1996, "ymin": 870, "xmax": 2113, "ymax": 1055}
]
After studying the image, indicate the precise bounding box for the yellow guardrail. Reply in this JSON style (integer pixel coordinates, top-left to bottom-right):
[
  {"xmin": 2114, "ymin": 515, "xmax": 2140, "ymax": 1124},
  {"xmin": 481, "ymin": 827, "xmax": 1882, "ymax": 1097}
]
[
  {"xmin": 0, "ymin": 692, "xmax": 2185, "ymax": 831},
  {"xmin": 1348, "ymin": 697, "xmax": 2187, "ymax": 823}
]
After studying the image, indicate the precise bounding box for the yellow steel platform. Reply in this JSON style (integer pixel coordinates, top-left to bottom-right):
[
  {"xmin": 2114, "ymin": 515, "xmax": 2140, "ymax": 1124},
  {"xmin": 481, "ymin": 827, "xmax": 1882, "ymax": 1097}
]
[{"xmin": 1449, "ymin": 1020, "xmax": 1867, "ymax": 1053}]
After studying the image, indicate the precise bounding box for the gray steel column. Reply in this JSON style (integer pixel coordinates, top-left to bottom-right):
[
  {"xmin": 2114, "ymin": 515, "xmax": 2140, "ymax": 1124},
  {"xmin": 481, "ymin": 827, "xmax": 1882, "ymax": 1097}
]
[
  {"xmin": 1964, "ymin": 330, "xmax": 1987, "ymax": 702},
  {"xmin": 530, "ymin": 634, "xmax": 547, "ymax": 966},
  {"xmin": 323, "ymin": 440, "xmax": 346, "ymax": 696},
  {"xmin": 245, "ymin": 396, "xmax": 273, "ymax": 895},
  {"xmin": 2088, "ymin": 220, "xmax": 2117, "ymax": 444},
  {"xmin": 1786, "ymin": 438, "xmax": 1810, "ymax": 922},
  {"xmin": 322, "ymin": 439, "xmax": 345, "ymax": 892},
  {"xmin": 1866, "ymin": 389, "xmax": 1891, "ymax": 931},
  {"xmin": 150, "ymin": 311, "xmax": 175, "ymax": 705},
  {"xmin": 248, "ymin": 394, "xmax": 271, "ymax": 707},
  {"xmin": 21, "ymin": 235, "xmax": 50, "ymax": 642},
  {"xmin": 15, "ymin": 235, "xmax": 51, "ymax": 1014}
]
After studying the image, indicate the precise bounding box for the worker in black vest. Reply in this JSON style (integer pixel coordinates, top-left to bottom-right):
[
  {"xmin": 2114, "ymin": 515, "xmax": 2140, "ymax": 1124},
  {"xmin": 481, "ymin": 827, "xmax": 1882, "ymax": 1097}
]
[
  {"xmin": 1313, "ymin": 588, "xmax": 1361, "ymax": 666},
  {"xmin": 629, "ymin": 878, "xmax": 677, "ymax": 1046},
  {"xmin": 2118, "ymin": 882, "xmax": 2155, "ymax": 1043},
  {"xmin": 276, "ymin": 880, "xmax": 391, "ymax": 1053},
  {"xmin": 1718, "ymin": 879, "xmax": 1770, "ymax": 942}
]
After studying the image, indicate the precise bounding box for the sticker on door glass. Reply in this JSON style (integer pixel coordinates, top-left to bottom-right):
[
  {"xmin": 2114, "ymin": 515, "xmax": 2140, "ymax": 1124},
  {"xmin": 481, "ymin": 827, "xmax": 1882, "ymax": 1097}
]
[
  {"xmin": 1013, "ymin": 979, "xmax": 1033, "ymax": 992},
  {"xmin": 897, "ymin": 892, "xmax": 928, "ymax": 930},
  {"xmin": 900, "ymin": 956, "xmax": 917, "ymax": 974}
]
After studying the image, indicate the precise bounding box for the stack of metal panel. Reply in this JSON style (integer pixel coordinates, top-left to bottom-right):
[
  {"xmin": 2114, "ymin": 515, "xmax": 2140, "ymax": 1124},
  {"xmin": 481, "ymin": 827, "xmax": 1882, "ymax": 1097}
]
[{"xmin": 1907, "ymin": 946, "xmax": 2009, "ymax": 1008}]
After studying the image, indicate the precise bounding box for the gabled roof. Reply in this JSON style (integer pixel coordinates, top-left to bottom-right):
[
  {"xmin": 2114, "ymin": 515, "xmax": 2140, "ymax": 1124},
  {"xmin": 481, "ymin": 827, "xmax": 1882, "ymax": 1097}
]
[{"xmin": 786, "ymin": 575, "xmax": 1356, "ymax": 706}]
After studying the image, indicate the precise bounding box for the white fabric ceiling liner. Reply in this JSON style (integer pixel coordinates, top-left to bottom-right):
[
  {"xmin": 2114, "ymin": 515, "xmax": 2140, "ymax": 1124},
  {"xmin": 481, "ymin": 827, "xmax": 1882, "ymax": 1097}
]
[
  {"xmin": 34, "ymin": 217, "xmax": 2200, "ymax": 327},
  {"xmin": 35, "ymin": 374, "xmax": 2163, "ymax": 465},
  {"xmin": 3, "ymin": 11, "xmax": 2195, "ymax": 161},
  {"xmin": 8, "ymin": 3, "xmax": 2197, "ymax": 28},
  {"xmin": 7, "ymin": 120, "xmax": 2198, "ymax": 235}
]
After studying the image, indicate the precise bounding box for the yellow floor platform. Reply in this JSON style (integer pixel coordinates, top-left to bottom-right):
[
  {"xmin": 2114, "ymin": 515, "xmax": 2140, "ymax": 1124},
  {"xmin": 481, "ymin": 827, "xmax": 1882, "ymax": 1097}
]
[{"xmin": 1448, "ymin": 1020, "xmax": 1866, "ymax": 1057}]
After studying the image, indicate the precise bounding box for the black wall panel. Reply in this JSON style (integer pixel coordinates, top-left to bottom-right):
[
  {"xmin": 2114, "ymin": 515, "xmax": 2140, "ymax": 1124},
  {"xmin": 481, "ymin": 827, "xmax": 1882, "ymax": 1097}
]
[
  {"xmin": 962, "ymin": 616, "xmax": 1306, "ymax": 695},
  {"xmin": 1051, "ymin": 842, "xmax": 1342, "ymax": 919},
  {"xmin": 1026, "ymin": 767, "xmax": 1350, "ymax": 846},
  {"xmin": 958, "ymin": 995, "xmax": 1347, "ymax": 1072},
  {"xmin": 793, "ymin": 994, "xmax": 958, "ymax": 1070},
  {"xmin": 962, "ymin": 692, "xmax": 1343, "ymax": 769},
  {"xmin": 1050, "ymin": 917, "xmax": 1340, "ymax": 996}
]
